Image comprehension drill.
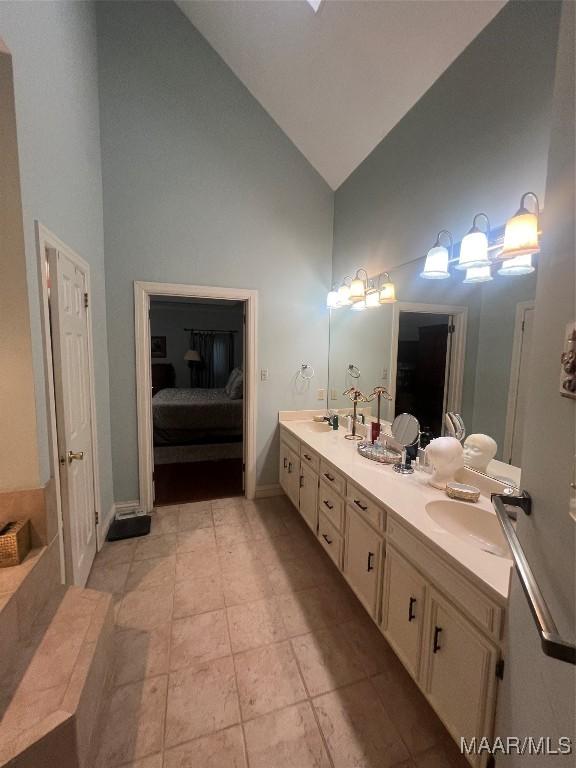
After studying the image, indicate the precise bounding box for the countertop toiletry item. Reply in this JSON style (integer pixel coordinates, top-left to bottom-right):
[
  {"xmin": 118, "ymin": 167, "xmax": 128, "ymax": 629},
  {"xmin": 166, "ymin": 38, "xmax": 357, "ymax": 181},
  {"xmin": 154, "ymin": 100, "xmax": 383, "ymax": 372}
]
[
  {"xmin": 446, "ymin": 482, "xmax": 481, "ymax": 503},
  {"xmin": 332, "ymin": 414, "xmax": 339, "ymax": 430},
  {"xmin": 371, "ymin": 421, "xmax": 381, "ymax": 443},
  {"xmin": 462, "ymin": 434, "xmax": 498, "ymax": 472},
  {"xmin": 313, "ymin": 415, "xmax": 325, "ymax": 423}
]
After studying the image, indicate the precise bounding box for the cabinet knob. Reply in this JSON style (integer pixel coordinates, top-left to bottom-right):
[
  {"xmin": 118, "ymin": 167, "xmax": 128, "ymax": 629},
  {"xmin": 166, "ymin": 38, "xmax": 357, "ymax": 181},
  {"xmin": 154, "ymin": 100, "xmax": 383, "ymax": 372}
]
[
  {"xmin": 354, "ymin": 499, "xmax": 368, "ymax": 511},
  {"xmin": 324, "ymin": 472, "xmax": 335, "ymax": 482},
  {"xmin": 433, "ymin": 626, "xmax": 443, "ymax": 653},
  {"xmin": 323, "ymin": 500, "xmax": 334, "ymax": 510},
  {"xmin": 283, "ymin": 457, "xmax": 288, "ymax": 469},
  {"xmin": 367, "ymin": 552, "xmax": 375, "ymax": 572},
  {"xmin": 299, "ymin": 475, "xmax": 304, "ymax": 488},
  {"xmin": 288, "ymin": 462, "xmax": 293, "ymax": 473},
  {"xmin": 322, "ymin": 533, "xmax": 333, "ymax": 545},
  {"xmin": 408, "ymin": 597, "xmax": 416, "ymax": 622}
]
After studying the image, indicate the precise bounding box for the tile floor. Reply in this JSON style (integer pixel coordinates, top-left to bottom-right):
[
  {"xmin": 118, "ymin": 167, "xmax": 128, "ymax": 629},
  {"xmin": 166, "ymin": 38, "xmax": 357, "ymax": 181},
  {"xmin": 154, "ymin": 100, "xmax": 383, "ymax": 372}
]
[{"xmin": 88, "ymin": 495, "xmax": 469, "ymax": 768}]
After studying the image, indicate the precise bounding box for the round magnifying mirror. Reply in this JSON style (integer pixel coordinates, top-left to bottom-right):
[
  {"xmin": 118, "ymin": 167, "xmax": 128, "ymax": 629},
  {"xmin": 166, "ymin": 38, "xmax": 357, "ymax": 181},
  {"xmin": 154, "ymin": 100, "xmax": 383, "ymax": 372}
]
[{"xmin": 390, "ymin": 413, "xmax": 420, "ymax": 474}]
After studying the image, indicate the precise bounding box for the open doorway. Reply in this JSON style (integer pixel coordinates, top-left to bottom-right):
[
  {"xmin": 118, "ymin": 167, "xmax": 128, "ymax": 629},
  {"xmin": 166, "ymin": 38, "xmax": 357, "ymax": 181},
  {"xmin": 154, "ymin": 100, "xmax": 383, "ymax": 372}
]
[
  {"xmin": 150, "ymin": 296, "xmax": 245, "ymax": 505},
  {"xmin": 390, "ymin": 303, "xmax": 467, "ymax": 441}
]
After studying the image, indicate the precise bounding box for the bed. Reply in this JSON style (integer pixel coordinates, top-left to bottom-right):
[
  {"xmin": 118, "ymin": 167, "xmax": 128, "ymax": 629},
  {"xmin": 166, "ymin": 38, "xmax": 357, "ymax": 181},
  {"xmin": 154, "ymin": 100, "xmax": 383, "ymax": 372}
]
[{"xmin": 152, "ymin": 387, "xmax": 243, "ymax": 446}]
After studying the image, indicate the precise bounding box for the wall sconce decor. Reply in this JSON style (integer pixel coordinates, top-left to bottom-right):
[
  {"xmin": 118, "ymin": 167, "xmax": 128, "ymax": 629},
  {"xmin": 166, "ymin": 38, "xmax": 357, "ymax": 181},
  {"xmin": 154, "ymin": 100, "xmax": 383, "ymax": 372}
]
[{"xmin": 420, "ymin": 230, "xmax": 453, "ymax": 280}]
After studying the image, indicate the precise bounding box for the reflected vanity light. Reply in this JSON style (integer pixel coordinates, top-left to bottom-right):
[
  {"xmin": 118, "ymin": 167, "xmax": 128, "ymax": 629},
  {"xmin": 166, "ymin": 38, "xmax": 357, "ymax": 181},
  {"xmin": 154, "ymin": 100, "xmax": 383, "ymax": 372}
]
[
  {"xmin": 365, "ymin": 289, "xmax": 380, "ymax": 308},
  {"xmin": 328, "ymin": 270, "xmax": 397, "ymax": 310},
  {"xmin": 349, "ymin": 268, "xmax": 368, "ymax": 302},
  {"xmin": 501, "ymin": 192, "xmax": 540, "ymax": 260},
  {"xmin": 456, "ymin": 213, "xmax": 491, "ymax": 270},
  {"xmin": 420, "ymin": 230, "xmax": 452, "ymax": 279},
  {"xmin": 337, "ymin": 277, "xmax": 353, "ymax": 306},
  {"xmin": 351, "ymin": 299, "xmax": 366, "ymax": 312},
  {"xmin": 326, "ymin": 288, "xmax": 341, "ymax": 309},
  {"xmin": 463, "ymin": 265, "xmax": 493, "ymax": 283},
  {"xmin": 497, "ymin": 254, "xmax": 535, "ymax": 276},
  {"xmin": 379, "ymin": 274, "xmax": 397, "ymax": 304}
]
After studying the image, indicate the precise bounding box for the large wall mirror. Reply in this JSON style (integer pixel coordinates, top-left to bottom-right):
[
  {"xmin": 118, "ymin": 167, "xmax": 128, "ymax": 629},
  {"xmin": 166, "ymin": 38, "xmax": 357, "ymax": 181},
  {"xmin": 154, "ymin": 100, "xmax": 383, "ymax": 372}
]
[{"xmin": 328, "ymin": 252, "xmax": 538, "ymax": 487}]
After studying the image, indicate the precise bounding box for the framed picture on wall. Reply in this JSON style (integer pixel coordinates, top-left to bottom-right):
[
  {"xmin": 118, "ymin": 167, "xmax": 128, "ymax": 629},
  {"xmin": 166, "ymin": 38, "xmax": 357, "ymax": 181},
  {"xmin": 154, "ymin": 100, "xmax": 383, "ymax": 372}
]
[{"xmin": 151, "ymin": 336, "xmax": 167, "ymax": 358}]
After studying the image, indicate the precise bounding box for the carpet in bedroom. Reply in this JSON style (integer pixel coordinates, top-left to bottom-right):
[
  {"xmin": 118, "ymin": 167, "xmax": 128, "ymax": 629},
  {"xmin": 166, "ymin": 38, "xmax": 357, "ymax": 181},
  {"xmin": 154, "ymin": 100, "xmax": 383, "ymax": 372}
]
[{"xmin": 153, "ymin": 458, "xmax": 243, "ymax": 505}]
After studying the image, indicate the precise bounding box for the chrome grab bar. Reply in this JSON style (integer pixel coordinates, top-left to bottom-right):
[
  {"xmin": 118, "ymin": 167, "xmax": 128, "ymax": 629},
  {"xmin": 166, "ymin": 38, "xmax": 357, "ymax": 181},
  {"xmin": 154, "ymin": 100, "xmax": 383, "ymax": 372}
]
[{"xmin": 492, "ymin": 492, "xmax": 576, "ymax": 665}]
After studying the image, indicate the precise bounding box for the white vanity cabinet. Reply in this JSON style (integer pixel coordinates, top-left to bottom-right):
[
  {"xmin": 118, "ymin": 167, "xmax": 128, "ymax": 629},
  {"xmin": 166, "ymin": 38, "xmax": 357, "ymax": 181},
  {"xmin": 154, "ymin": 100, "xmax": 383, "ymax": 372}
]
[
  {"xmin": 279, "ymin": 439, "xmax": 300, "ymax": 509},
  {"xmin": 299, "ymin": 462, "xmax": 319, "ymax": 533},
  {"xmin": 343, "ymin": 505, "xmax": 383, "ymax": 617}
]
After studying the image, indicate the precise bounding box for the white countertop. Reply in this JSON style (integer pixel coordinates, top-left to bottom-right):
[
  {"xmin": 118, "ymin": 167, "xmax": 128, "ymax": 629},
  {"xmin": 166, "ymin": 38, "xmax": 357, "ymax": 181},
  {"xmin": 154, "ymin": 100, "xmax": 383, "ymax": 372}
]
[{"xmin": 280, "ymin": 417, "xmax": 512, "ymax": 605}]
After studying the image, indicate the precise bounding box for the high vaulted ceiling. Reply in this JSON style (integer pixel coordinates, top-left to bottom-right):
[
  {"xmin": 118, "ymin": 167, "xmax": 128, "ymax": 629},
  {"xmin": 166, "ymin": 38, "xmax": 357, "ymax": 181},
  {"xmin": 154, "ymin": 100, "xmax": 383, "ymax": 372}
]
[{"xmin": 177, "ymin": 0, "xmax": 506, "ymax": 189}]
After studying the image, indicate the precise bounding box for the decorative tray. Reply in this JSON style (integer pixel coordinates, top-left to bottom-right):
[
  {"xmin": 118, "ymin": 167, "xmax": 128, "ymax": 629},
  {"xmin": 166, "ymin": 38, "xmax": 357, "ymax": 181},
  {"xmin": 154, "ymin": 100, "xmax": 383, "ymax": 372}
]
[{"xmin": 357, "ymin": 442, "xmax": 401, "ymax": 464}]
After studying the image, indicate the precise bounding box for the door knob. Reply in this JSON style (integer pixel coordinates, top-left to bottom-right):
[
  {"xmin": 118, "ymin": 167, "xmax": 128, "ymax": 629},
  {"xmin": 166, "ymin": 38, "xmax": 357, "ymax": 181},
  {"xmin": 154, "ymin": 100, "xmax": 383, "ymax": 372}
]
[{"xmin": 68, "ymin": 451, "xmax": 84, "ymax": 463}]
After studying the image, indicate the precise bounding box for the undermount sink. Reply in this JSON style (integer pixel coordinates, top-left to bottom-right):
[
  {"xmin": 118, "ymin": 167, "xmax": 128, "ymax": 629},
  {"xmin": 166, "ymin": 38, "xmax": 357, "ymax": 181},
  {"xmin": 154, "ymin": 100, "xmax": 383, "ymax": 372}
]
[
  {"xmin": 304, "ymin": 421, "xmax": 333, "ymax": 433},
  {"xmin": 425, "ymin": 500, "xmax": 511, "ymax": 558}
]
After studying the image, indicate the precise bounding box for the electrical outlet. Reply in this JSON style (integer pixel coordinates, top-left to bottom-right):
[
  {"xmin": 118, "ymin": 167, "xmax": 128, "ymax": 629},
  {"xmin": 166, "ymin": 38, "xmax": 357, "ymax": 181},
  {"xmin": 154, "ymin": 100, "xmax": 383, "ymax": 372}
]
[
  {"xmin": 260, "ymin": 368, "xmax": 269, "ymax": 382},
  {"xmin": 317, "ymin": 388, "xmax": 326, "ymax": 401},
  {"xmin": 331, "ymin": 389, "xmax": 338, "ymax": 400}
]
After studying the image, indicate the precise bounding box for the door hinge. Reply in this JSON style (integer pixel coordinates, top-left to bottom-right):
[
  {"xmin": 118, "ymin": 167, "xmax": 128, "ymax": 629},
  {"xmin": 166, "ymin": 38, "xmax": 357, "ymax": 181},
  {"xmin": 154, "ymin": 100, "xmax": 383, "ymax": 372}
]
[
  {"xmin": 94, "ymin": 507, "xmax": 99, "ymax": 525},
  {"xmin": 495, "ymin": 658, "xmax": 505, "ymax": 680},
  {"xmin": 84, "ymin": 292, "xmax": 89, "ymax": 309},
  {"xmin": 448, "ymin": 324, "xmax": 456, "ymax": 334}
]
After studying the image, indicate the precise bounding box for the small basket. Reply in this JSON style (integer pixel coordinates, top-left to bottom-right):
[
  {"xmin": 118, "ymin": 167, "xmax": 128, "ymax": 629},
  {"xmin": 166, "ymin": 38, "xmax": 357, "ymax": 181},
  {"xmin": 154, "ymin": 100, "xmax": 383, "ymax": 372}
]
[
  {"xmin": 446, "ymin": 483, "xmax": 481, "ymax": 503},
  {"xmin": 0, "ymin": 519, "xmax": 31, "ymax": 568}
]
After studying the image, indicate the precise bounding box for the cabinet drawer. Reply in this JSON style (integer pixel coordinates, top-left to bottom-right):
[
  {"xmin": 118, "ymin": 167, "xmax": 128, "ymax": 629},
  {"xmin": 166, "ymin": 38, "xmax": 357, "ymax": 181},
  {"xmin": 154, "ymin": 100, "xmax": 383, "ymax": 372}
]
[
  {"xmin": 300, "ymin": 445, "xmax": 320, "ymax": 474},
  {"xmin": 387, "ymin": 517, "xmax": 504, "ymax": 641},
  {"xmin": 319, "ymin": 460, "xmax": 346, "ymax": 496},
  {"xmin": 318, "ymin": 511, "xmax": 343, "ymax": 568},
  {"xmin": 318, "ymin": 479, "xmax": 344, "ymax": 531},
  {"xmin": 280, "ymin": 427, "xmax": 300, "ymax": 456},
  {"xmin": 346, "ymin": 481, "xmax": 385, "ymax": 530}
]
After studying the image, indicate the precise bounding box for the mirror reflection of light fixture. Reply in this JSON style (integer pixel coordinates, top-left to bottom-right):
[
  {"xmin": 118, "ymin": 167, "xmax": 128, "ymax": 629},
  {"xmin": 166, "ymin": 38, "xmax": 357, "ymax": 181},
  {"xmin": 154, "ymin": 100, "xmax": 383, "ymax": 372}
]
[
  {"xmin": 379, "ymin": 273, "xmax": 397, "ymax": 304},
  {"xmin": 349, "ymin": 268, "xmax": 368, "ymax": 303},
  {"xmin": 463, "ymin": 264, "xmax": 493, "ymax": 283},
  {"xmin": 456, "ymin": 213, "xmax": 491, "ymax": 270},
  {"xmin": 365, "ymin": 288, "xmax": 380, "ymax": 308},
  {"xmin": 501, "ymin": 192, "xmax": 540, "ymax": 260},
  {"xmin": 184, "ymin": 349, "xmax": 201, "ymax": 362},
  {"xmin": 326, "ymin": 287, "xmax": 340, "ymax": 308},
  {"xmin": 337, "ymin": 277, "xmax": 353, "ymax": 306},
  {"xmin": 420, "ymin": 230, "xmax": 452, "ymax": 279},
  {"xmin": 497, "ymin": 254, "xmax": 535, "ymax": 276}
]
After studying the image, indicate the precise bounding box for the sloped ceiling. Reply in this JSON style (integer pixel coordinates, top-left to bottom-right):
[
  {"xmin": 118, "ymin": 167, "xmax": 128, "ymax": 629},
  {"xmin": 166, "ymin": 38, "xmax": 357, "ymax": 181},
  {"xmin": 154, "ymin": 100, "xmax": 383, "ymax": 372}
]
[{"xmin": 177, "ymin": 0, "xmax": 506, "ymax": 189}]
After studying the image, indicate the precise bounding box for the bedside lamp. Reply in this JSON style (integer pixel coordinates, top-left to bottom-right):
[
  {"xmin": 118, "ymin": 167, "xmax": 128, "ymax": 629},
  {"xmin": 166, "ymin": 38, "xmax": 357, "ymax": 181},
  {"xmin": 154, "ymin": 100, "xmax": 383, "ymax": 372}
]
[{"xmin": 184, "ymin": 349, "xmax": 201, "ymax": 362}]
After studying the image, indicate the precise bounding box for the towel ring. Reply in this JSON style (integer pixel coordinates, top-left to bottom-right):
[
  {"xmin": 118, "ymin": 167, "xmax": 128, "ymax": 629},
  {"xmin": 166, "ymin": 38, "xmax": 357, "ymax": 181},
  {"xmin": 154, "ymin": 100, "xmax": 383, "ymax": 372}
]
[{"xmin": 299, "ymin": 364, "xmax": 315, "ymax": 380}]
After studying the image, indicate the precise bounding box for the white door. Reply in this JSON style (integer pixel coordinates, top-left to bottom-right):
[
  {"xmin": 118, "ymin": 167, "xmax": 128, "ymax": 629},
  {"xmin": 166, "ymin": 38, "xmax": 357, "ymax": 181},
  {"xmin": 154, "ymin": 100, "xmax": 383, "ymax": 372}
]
[
  {"xmin": 507, "ymin": 305, "xmax": 535, "ymax": 465},
  {"xmin": 49, "ymin": 249, "xmax": 97, "ymax": 586}
]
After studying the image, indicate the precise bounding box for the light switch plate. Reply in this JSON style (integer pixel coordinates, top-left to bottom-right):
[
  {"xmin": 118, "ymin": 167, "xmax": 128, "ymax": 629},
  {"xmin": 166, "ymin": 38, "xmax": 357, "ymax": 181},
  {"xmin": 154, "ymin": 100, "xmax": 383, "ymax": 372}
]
[
  {"xmin": 260, "ymin": 368, "xmax": 269, "ymax": 382},
  {"xmin": 317, "ymin": 388, "xmax": 326, "ymax": 401},
  {"xmin": 559, "ymin": 321, "xmax": 576, "ymax": 399}
]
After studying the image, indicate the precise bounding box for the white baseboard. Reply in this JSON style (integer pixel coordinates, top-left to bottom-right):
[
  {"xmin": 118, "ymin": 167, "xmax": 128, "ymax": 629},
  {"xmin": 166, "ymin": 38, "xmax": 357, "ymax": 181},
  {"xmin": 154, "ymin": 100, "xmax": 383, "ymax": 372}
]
[{"xmin": 255, "ymin": 484, "xmax": 283, "ymax": 499}]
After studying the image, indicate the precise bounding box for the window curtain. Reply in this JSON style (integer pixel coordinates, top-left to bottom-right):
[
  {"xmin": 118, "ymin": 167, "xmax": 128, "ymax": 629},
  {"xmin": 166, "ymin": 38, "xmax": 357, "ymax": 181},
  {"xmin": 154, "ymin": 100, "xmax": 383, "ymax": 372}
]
[{"xmin": 189, "ymin": 331, "xmax": 235, "ymax": 387}]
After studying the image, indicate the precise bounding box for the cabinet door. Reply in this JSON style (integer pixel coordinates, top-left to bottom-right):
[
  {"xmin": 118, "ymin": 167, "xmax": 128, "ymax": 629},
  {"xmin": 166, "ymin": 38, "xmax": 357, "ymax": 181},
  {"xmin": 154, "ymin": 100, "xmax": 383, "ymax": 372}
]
[
  {"xmin": 381, "ymin": 546, "xmax": 427, "ymax": 680},
  {"xmin": 299, "ymin": 463, "xmax": 318, "ymax": 532},
  {"xmin": 343, "ymin": 506, "xmax": 383, "ymax": 617},
  {"xmin": 285, "ymin": 445, "xmax": 300, "ymax": 509},
  {"xmin": 279, "ymin": 441, "xmax": 290, "ymax": 496},
  {"xmin": 423, "ymin": 589, "xmax": 498, "ymax": 763}
]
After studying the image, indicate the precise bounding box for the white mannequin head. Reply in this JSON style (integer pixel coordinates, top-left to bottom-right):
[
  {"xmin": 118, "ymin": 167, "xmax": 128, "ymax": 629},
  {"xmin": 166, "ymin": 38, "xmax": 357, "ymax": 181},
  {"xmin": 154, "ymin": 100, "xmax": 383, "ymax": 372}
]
[
  {"xmin": 425, "ymin": 436, "xmax": 464, "ymax": 489},
  {"xmin": 463, "ymin": 434, "xmax": 497, "ymax": 472}
]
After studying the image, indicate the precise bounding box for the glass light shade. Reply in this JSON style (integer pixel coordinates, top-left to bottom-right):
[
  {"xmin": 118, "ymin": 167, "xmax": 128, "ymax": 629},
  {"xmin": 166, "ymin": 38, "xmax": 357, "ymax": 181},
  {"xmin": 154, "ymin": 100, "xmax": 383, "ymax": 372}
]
[
  {"xmin": 379, "ymin": 282, "xmax": 396, "ymax": 304},
  {"xmin": 338, "ymin": 283, "xmax": 352, "ymax": 305},
  {"xmin": 365, "ymin": 290, "xmax": 380, "ymax": 308},
  {"xmin": 326, "ymin": 290, "xmax": 340, "ymax": 308},
  {"xmin": 497, "ymin": 254, "xmax": 535, "ymax": 276},
  {"xmin": 456, "ymin": 230, "xmax": 490, "ymax": 270},
  {"xmin": 420, "ymin": 245, "xmax": 450, "ymax": 279},
  {"xmin": 351, "ymin": 299, "xmax": 366, "ymax": 312},
  {"xmin": 349, "ymin": 276, "xmax": 366, "ymax": 302},
  {"xmin": 463, "ymin": 265, "xmax": 493, "ymax": 283},
  {"xmin": 500, "ymin": 211, "xmax": 539, "ymax": 259}
]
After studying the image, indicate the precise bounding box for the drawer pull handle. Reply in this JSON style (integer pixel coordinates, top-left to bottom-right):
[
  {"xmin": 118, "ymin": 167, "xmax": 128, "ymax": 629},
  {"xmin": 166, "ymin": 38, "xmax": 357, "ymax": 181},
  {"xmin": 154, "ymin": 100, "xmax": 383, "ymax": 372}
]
[
  {"xmin": 367, "ymin": 552, "xmax": 375, "ymax": 572},
  {"xmin": 433, "ymin": 626, "xmax": 442, "ymax": 653},
  {"xmin": 288, "ymin": 462, "xmax": 293, "ymax": 473},
  {"xmin": 354, "ymin": 499, "xmax": 368, "ymax": 511},
  {"xmin": 283, "ymin": 457, "xmax": 288, "ymax": 469},
  {"xmin": 299, "ymin": 475, "xmax": 304, "ymax": 488},
  {"xmin": 408, "ymin": 597, "xmax": 416, "ymax": 622},
  {"xmin": 322, "ymin": 533, "xmax": 333, "ymax": 545},
  {"xmin": 324, "ymin": 472, "xmax": 335, "ymax": 482},
  {"xmin": 323, "ymin": 500, "xmax": 334, "ymax": 510},
  {"xmin": 304, "ymin": 454, "xmax": 312, "ymax": 461}
]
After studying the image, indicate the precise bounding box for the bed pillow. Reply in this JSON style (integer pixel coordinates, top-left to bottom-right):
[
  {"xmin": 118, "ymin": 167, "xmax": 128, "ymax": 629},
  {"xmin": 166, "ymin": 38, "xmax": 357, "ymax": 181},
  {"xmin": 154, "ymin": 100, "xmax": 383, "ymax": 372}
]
[
  {"xmin": 225, "ymin": 367, "xmax": 242, "ymax": 397},
  {"xmin": 227, "ymin": 370, "xmax": 243, "ymax": 400}
]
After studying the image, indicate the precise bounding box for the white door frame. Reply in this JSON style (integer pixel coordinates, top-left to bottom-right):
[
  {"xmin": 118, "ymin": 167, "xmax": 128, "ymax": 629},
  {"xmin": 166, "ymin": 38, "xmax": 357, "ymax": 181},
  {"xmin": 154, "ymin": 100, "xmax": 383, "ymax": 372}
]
[
  {"xmin": 503, "ymin": 300, "xmax": 535, "ymax": 463},
  {"xmin": 134, "ymin": 281, "xmax": 258, "ymax": 511},
  {"xmin": 389, "ymin": 302, "xmax": 468, "ymax": 423},
  {"xmin": 35, "ymin": 222, "xmax": 103, "ymax": 581}
]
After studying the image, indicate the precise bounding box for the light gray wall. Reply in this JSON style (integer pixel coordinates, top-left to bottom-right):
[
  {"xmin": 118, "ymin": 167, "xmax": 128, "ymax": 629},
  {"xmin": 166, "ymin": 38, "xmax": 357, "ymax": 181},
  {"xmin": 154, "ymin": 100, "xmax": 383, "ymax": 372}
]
[
  {"xmin": 0, "ymin": 2, "xmax": 114, "ymax": 516},
  {"xmin": 96, "ymin": 1, "xmax": 333, "ymax": 502},
  {"xmin": 150, "ymin": 301, "xmax": 244, "ymax": 388},
  {"xmin": 496, "ymin": 2, "xmax": 575, "ymax": 758}
]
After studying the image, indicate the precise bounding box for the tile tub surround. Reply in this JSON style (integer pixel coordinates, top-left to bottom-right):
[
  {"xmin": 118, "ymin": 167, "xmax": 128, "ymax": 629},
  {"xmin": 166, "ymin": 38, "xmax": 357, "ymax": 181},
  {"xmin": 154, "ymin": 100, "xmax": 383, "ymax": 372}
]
[
  {"xmin": 279, "ymin": 418, "xmax": 512, "ymax": 604},
  {"xmin": 88, "ymin": 497, "xmax": 468, "ymax": 768}
]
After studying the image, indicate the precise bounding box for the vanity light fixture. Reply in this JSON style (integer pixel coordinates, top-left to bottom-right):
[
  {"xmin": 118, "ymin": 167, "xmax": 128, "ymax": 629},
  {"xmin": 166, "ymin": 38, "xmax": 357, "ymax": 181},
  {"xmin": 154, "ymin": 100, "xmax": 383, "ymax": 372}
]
[
  {"xmin": 497, "ymin": 254, "xmax": 535, "ymax": 276},
  {"xmin": 349, "ymin": 268, "xmax": 368, "ymax": 302},
  {"xmin": 379, "ymin": 274, "xmax": 397, "ymax": 304},
  {"xmin": 326, "ymin": 287, "xmax": 341, "ymax": 309},
  {"xmin": 500, "ymin": 192, "xmax": 540, "ymax": 260},
  {"xmin": 420, "ymin": 230, "xmax": 453, "ymax": 279},
  {"xmin": 456, "ymin": 213, "xmax": 491, "ymax": 270},
  {"xmin": 365, "ymin": 288, "xmax": 380, "ymax": 308},
  {"xmin": 351, "ymin": 299, "xmax": 366, "ymax": 312},
  {"xmin": 463, "ymin": 264, "xmax": 493, "ymax": 283},
  {"xmin": 337, "ymin": 277, "xmax": 353, "ymax": 306}
]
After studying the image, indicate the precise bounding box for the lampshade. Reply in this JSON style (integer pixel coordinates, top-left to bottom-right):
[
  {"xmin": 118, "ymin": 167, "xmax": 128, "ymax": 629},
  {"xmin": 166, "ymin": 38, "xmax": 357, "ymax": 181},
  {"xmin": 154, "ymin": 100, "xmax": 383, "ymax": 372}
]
[
  {"xmin": 421, "ymin": 245, "xmax": 450, "ymax": 279},
  {"xmin": 501, "ymin": 192, "xmax": 540, "ymax": 259},
  {"xmin": 456, "ymin": 213, "xmax": 491, "ymax": 270},
  {"xmin": 463, "ymin": 265, "xmax": 493, "ymax": 283},
  {"xmin": 351, "ymin": 299, "xmax": 366, "ymax": 312},
  {"xmin": 497, "ymin": 254, "xmax": 535, "ymax": 276},
  {"xmin": 349, "ymin": 269, "xmax": 367, "ymax": 302},
  {"xmin": 365, "ymin": 289, "xmax": 380, "ymax": 308},
  {"xmin": 184, "ymin": 349, "xmax": 201, "ymax": 362},
  {"xmin": 326, "ymin": 289, "xmax": 340, "ymax": 308},
  {"xmin": 337, "ymin": 282, "xmax": 352, "ymax": 306},
  {"xmin": 379, "ymin": 281, "xmax": 396, "ymax": 304}
]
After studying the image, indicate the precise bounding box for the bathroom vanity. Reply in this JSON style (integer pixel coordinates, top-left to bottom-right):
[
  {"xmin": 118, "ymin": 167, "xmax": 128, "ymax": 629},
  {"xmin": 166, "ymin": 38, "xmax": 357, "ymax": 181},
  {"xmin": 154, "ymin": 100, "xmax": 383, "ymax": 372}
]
[{"xmin": 279, "ymin": 413, "xmax": 512, "ymax": 768}]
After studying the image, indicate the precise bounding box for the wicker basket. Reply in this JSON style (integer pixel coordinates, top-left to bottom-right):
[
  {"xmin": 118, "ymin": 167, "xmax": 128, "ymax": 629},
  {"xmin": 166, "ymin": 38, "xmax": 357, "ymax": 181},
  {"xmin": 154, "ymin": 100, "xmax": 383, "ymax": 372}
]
[{"xmin": 0, "ymin": 519, "xmax": 31, "ymax": 568}]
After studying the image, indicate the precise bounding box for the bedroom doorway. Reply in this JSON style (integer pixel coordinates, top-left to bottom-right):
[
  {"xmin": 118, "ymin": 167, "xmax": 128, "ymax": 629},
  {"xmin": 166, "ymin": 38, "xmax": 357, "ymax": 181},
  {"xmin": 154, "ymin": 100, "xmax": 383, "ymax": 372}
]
[{"xmin": 135, "ymin": 282, "xmax": 257, "ymax": 512}]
